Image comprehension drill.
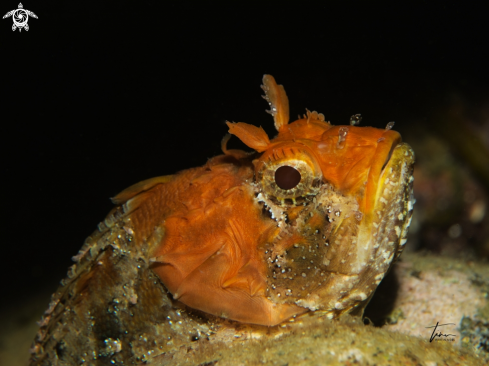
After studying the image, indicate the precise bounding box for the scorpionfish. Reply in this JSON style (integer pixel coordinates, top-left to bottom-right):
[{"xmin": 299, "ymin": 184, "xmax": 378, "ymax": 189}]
[{"xmin": 30, "ymin": 75, "xmax": 415, "ymax": 365}]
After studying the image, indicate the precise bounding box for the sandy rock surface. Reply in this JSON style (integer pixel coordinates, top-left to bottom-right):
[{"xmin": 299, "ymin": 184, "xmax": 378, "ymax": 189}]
[{"xmin": 2, "ymin": 252, "xmax": 488, "ymax": 365}]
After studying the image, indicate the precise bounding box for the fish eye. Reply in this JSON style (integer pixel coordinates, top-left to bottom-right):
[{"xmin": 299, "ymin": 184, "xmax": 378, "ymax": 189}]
[
  {"xmin": 254, "ymin": 149, "xmax": 323, "ymax": 204},
  {"xmin": 275, "ymin": 166, "xmax": 301, "ymax": 190}
]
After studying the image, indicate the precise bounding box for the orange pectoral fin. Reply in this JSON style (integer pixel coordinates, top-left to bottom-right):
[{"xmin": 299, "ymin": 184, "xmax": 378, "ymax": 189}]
[
  {"xmin": 226, "ymin": 121, "xmax": 271, "ymax": 152},
  {"xmin": 222, "ymin": 260, "xmax": 267, "ymax": 296},
  {"xmin": 175, "ymin": 249, "xmax": 305, "ymax": 326}
]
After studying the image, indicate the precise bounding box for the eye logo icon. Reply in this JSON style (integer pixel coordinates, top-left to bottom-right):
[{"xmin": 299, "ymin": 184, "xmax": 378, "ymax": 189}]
[{"xmin": 3, "ymin": 3, "xmax": 37, "ymax": 32}]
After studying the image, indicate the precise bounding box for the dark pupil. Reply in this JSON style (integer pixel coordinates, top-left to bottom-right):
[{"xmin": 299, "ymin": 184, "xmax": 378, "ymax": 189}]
[{"xmin": 275, "ymin": 166, "xmax": 301, "ymax": 190}]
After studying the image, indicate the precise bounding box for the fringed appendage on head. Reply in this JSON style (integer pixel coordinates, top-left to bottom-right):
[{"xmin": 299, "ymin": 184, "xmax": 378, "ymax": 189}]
[
  {"xmin": 261, "ymin": 74, "xmax": 289, "ymax": 132},
  {"xmin": 225, "ymin": 74, "xmax": 290, "ymax": 152},
  {"xmin": 225, "ymin": 121, "xmax": 271, "ymax": 152}
]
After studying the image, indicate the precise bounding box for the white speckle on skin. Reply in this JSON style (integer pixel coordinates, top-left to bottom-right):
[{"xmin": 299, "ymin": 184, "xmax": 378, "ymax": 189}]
[
  {"xmin": 356, "ymin": 292, "xmax": 367, "ymax": 301},
  {"xmin": 129, "ymin": 294, "xmax": 138, "ymax": 304},
  {"xmin": 335, "ymin": 302, "xmax": 345, "ymax": 310}
]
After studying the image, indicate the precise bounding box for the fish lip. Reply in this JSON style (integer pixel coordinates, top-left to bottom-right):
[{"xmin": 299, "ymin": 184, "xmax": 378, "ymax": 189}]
[{"xmin": 380, "ymin": 141, "xmax": 400, "ymax": 174}]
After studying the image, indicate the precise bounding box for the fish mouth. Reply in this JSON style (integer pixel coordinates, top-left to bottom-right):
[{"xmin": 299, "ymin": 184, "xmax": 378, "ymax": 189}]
[{"xmin": 381, "ymin": 141, "xmax": 399, "ymax": 174}]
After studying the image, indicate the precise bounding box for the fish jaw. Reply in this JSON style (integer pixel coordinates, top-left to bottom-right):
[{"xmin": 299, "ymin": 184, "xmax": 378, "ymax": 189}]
[{"xmin": 258, "ymin": 141, "xmax": 415, "ymax": 317}]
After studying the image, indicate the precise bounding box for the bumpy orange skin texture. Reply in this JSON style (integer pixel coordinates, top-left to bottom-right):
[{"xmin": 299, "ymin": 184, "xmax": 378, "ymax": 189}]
[{"xmin": 113, "ymin": 75, "xmax": 414, "ymax": 326}]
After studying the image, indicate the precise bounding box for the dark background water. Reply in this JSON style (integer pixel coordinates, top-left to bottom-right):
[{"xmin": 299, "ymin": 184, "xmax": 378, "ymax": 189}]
[{"xmin": 2, "ymin": 2, "xmax": 488, "ymax": 321}]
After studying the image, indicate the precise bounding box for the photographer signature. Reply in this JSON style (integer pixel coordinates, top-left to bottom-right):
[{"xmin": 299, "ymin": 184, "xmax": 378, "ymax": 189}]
[{"xmin": 425, "ymin": 321, "xmax": 457, "ymax": 342}]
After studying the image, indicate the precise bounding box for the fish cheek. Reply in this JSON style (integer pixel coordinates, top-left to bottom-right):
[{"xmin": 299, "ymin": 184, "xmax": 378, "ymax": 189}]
[{"xmin": 263, "ymin": 191, "xmax": 363, "ymax": 313}]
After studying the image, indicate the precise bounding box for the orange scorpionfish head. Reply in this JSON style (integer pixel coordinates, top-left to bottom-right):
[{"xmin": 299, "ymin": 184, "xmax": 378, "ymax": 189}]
[{"xmin": 121, "ymin": 75, "xmax": 415, "ymax": 327}]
